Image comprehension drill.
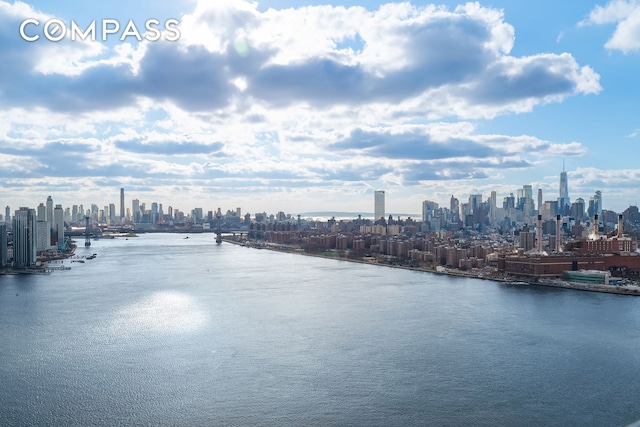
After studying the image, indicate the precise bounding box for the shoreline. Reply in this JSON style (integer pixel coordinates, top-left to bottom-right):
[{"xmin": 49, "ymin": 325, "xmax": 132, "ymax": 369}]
[{"xmin": 222, "ymin": 237, "xmax": 640, "ymax": 297}]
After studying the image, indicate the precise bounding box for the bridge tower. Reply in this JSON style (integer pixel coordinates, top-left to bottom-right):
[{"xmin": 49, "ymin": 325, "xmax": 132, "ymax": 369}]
[
  {"xmin": 84, "ymin": 216, "xmax": 91, "ymax": 247},
  {"xmin": 215, "ymin": 213, "xmax": 222, "ymax": 244}
]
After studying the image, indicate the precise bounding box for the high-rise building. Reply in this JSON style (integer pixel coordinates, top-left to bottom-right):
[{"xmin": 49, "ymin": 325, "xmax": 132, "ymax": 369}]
[
  {"xmin": 374, "ymin": 191, "xmax": 385, "ymax": 221},
  {"xmin": 46, "ymin": 196, "xmax": 53, "ymax": 222},
  {"xmin": 151, "ymin": 202, "xmax": 159, "ymax": 224},
  {"xmin": 108, "ymin": 204, "xmax": 116, "ymax": 225},
  {"xmin": 594, "ymin": 190, "xmax": 602, "ymax": 216},
  {"xmin": 422, "ymin": 200, "xmax": 439, "ymax": 222},
  {"xmin": 0, "ymin": 224, "xmax": 7, "ymax": 267},
  {"xmin": 120, "ymin": 188, "xmax": 125, "ymax": 222},
  {"xmin": 4, "ymin": 206, "xmax": 10, "ymax": 224},
  {"xmin": 54, "ymin": 204, "xmax": 64, "ymax": 248},
  {"xmin": 450, "ymin": 196, "xmax": 459, "ymax": 221},
  {"xmin": 469, "ymin": 194, "xmax": 482, "ymax": 213},
  {"xmin": 559, "ymin": 167, "xmax": 570, "ymax": 212},
  {"xmin": 37, "ymin": 203, "xmax": 46, "ymax": 221},
  {"xmin": 537, "ymin": 189, "xmax": 542, "ymax": 214},
  {"xmin": 571, "ymin": 198, "xmax": 585, "ymax": 220},
  {"xmin": 13, "ymin": 207, "xmax": 37, "ymax": 268},
  {"xmin": 36, "ymin": 220, "xmax": 49, "ymax": 252},
  {"xmin": 46, "ymin": 195, "xmax": 54, "ymax": 245},
  {"xmin": 132, "ymin": 199, "xmax": 140, "ymax": 223}
]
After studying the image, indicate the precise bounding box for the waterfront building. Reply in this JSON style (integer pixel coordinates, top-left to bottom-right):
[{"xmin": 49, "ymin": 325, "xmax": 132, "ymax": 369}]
[
  {"xmin": 46, "ymin": 195, "xmax": 53, "ymax": 245},
  {"xmin": 36, "ymin": 220, "xmax": 49, "ymax": 252},
  {"xmin": 13, "ymin": 207, "xmax": 37, "ymax": 268},
  {"xmin": 374, "ymin": 191, "xmax": 385, "ymax": 221},
  {"xmin": 54, "ymin": 204, "xmax": 64, "ymax": 248},
  {"xmin": 519, "ymin": 231, "xmax": 535, "ymax": 252},
  {"xmin": 108, "ymin": 203, "xmax": 116, "ymax": 225},
  {"xmin": 120, "ymin": 188, "xmax": 125, "ymax": 223},
  {"xmin": 151, "ymin": 202, "xmax": 159, "ymax": 224},
  {"xmin": 132, "ymin": 199, "xmax": 140, "ymax": 223},
  {"xmin": 0, "ymin": 224, "xmax": 6, "ymax": 267}
]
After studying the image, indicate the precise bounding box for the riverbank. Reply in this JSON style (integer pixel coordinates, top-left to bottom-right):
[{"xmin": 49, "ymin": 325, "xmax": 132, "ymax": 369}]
[{"xmin": 222, "ymin": 237, "xmax": 640, "ymax": 296}]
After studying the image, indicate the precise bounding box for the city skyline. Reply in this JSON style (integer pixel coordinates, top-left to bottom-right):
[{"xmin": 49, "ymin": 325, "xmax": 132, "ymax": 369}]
[
  {"xmin": 1, "ymin": 0, "xmax": 640, "ymax": 213},
  {"xmin": 0, "ymin": 175, "xmax": 630, "ymax": 224}
]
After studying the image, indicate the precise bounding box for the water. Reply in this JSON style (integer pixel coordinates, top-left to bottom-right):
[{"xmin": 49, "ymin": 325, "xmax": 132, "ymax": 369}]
[{"xmin": 1, "ymin": 233, "xmax": 640, "ymax": 426}]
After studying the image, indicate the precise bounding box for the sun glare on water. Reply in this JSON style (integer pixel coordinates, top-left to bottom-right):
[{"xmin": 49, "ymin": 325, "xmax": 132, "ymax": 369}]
[{"xmin": 108, "ymin": 291, "xmax": 208, "ymax": 336}]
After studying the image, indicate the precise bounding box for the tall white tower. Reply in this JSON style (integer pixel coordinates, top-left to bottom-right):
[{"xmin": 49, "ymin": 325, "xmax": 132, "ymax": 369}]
[{"xmin": 374, "ymin": 191, "xmax": 385, "ymax": 221}]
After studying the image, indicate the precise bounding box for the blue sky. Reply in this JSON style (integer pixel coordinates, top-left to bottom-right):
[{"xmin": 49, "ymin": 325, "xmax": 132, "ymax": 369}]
[{"xmin": 1, "ymin": 0, "xmax": 639, "ymax": 216}]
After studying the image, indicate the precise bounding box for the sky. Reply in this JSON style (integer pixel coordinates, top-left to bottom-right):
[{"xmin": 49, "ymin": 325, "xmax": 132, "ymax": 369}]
[{"xmin": 1, "ymin": 0, "xmax": 639, "ymax": 217}]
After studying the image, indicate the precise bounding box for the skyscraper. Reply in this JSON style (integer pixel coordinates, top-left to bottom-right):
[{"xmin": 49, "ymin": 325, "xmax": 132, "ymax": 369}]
[
  {"xmin": 54, "ymin": 204, "xmax": 64, "ymax": 248},
  {"xmin": 537, "ymin": 189, "xmax": 542, "ymax": 214},
  {"xmin": 120, "ymin": 188, "xmax": 125, "ymax": 222},
  {"xmin": 132, "ymin": 199, "xmax": 140, "ymax": 223},
  {"xmin": 13, "ymin": 207, "xmax": 37, "ymax": 268},
  {"xmin": 559, "ymin": 165, "xmax": 570, "ymax": 212},
  {"xmin": 374, "ymin": 191, "xmax": 385, "ymax": 221},
  {"xmin": 46, "ymin": 195, "xmax": 53, "ymax": 245},
  {"xmin": 0, "ymin": 223, "xmax": 7, "ymax": 267},
  {"xmin": 422, "ymin": 200, "xmax": 439, "ymax": 222},
  {"xmin": 594, "ymin": 190, "xmax": 602, "ymax": 216},
  {"xmin": 450, "ymin": 196, "xmax": 459, "ymax": 221}
]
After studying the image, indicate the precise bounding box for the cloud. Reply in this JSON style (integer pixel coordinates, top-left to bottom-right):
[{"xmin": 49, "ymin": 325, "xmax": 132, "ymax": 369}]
[
  {"xmin": 580, "ymin": 0, "xmax": 640, "ymax": 52},
  {"xmin": 0, "ymin": 0, "xmax": 610, "ymax": 212},
  {"xmin": 0, "ymin": 0, "xmax": 600, "ymax": 116}
]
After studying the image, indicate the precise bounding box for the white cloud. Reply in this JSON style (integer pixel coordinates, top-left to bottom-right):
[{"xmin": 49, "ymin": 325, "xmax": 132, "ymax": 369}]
[{"xmin": 581, "ymin": 0, "xmax": 640, "ymax": 52}]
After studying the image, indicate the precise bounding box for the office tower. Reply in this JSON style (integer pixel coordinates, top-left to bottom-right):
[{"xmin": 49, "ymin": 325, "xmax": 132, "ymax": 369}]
[
  {"xmin": 151, "ymin": 202, "xmax": 159, "ymax": 224},
  {"xmin": 168, "ymin": 206, "xmax": 173, "ymax": 218},
  {"xmin": 594, "ymin": 190, "xmax": 602, "ymax": 216},
  {"xmin": 523, "ymin": 185, "xmax": 533, "ymax": 201},
  {"xmin": 72, "ymin": 205, "xmax": 78, "ymax": 222},
  {"xmin": 132, "ymin": 199, "xmax": 140, "ymax": 223},
  {"xmin": 120, "ymin": 188, "xmax": 125, "ymax": 221},
  {"xmin": 374, "ymin": 191, "xmax": 385, "ymax": 221},
  {"xmin": 5, "ymin": 206, "xmax": 10, "ymax": 224},
  {"xmin": 37, "ymin": 203, "xmax": 46, "ymax": 221},
  {"xmin": 54, "ymin": 204, "xmax": 64, "ymax": 248},
  {"xmin": 46, "ymin": 196, "xmax": 53, "ymax": 222},
  {"xmin": 469, "ymin": 194, "xmax": 482, "ymax": 213},
  {"xmin": 490, "ymin": 191, "xmax": 497, "ymax": 216},
  {"xmin": 571, "ymin": 198, "xmax": 585, "ymax": 220},
  {"xmin": 503, "ymin": 194, "xmax": 515, "ymax": 210},
  {"xmin": 450, "ymin": 196, "xmax": 459, "ymax": 221},
  {"xmin": 36, "ymin": 220, "xmax": 49, "ymax": 252},
  {"xmin": 559, "ymin": 167, "xmax": 570, "ymax": 212},
  {"xmin": 236, "ymin": 207, "xmax": 242, "ymax": 218},
  {"xmin": 422, "ymin": 200, "xmax": 439, "ymax": 222},
  {"xmin": 108, "ymin": 204, "xmax": 116, "ymax": 225},
  {"xmin": 537, "ymin": 189, "xmax": 542, "ymax": 213},
  {"xmin": 45, "ymin": 196, "xmax": 56, "ymax": 246},
  {"xmin": 0, "ymin": 223, "xmax": 6, "ymax": 267},
  {"xmin": 13, "ymin": 207, "xmax": 37, "ymax": 268}
]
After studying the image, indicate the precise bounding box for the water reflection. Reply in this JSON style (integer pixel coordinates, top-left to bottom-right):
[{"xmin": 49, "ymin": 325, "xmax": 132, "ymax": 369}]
[{"xmin": 108, "ymin": 291, "xmax": 207, "ymax": 336}]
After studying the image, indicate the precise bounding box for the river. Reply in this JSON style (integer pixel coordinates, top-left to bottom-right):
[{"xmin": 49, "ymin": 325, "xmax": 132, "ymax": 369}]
[{"xmin": 1, "ymin": 233, "xmax": 639, "ymax": 426}]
